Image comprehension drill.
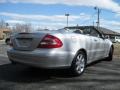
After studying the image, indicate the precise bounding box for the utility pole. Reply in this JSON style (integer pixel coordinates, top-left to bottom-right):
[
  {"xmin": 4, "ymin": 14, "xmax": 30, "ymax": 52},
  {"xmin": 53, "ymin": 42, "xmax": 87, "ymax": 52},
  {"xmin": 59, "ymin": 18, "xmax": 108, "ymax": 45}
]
[
  {"xmin": 94, "ymin": 7, "xmax": 100, "ymax": 29},
  {"xmin": 65, "ymin": 13, "xmax": 69, "ymax": 27},
  {"xmin": 93, "ymin": 21, "xmax": 95, "ymax": 26}
]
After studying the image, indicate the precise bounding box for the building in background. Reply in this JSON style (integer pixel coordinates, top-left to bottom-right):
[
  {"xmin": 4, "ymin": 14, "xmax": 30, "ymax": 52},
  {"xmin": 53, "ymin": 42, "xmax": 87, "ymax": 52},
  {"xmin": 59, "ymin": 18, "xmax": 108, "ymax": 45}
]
[
  {"xmin": 0, "ymin": 28, "xmax": 11, "ymax": 40},
  {"xmin": 67, "ymin": 26, "xmax": 120, "ymax": 43}
]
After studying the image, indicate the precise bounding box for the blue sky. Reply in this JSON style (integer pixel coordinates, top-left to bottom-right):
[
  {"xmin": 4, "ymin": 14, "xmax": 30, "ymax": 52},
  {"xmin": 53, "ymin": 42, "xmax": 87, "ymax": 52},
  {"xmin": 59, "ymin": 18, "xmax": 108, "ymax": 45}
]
[{"xmin": 0, "ymin": 0, "xmax": 120, "ymax": 32}]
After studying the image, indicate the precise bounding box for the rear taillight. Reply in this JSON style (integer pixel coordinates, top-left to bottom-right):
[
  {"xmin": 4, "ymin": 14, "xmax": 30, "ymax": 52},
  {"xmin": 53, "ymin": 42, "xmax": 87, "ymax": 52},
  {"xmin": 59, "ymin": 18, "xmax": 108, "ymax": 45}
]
[{"xmin": 37, "ymin": 34, "xmax": 63, "ymax": 48}]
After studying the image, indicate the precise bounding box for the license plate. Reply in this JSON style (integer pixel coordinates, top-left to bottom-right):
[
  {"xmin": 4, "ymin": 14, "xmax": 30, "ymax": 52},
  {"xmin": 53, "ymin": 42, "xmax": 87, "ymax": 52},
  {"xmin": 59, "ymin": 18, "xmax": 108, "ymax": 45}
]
[{"xmin": 17, "ymin": 38, "xmax": 32, "ymax": 47}]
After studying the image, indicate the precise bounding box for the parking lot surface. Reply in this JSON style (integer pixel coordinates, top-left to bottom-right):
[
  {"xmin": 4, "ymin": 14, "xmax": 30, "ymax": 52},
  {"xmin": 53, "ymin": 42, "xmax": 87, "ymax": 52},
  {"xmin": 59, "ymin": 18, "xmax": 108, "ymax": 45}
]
[
  {"xmin": 0, "ymin": 41, "xmax": 120, "ymax": 90},
  {"xmin": 0, "ymin": 57, "xmax": 120, "ymax": 90}
]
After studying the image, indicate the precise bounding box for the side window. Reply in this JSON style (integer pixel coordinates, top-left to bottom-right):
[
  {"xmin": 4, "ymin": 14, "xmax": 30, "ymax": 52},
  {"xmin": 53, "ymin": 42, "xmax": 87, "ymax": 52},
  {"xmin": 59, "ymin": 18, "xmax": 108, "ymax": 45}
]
[
  {"xmin": 74, "ymin": 29, "xmax": 83, "ymax": 34},
  {"xmin": 83, "ymin": 28, "xmax": 91, "ymax": 35},
  {"xmin": 90, "ymin": 28, "xmax": 100, "ymax": 37}
]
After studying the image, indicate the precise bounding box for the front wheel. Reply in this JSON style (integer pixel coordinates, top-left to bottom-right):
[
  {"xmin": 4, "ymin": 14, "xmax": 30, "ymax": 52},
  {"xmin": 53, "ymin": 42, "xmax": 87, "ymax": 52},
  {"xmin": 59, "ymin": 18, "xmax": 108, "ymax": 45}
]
[{"xmin": 70, "ymin": 51, "xmax": 86, "ymax": 76}]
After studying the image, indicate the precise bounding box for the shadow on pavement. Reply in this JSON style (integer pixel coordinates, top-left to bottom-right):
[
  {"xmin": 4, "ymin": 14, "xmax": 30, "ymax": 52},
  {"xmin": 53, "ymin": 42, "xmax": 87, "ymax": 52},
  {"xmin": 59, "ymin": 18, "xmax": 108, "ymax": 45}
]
[
  {"xmin": 0, "ymin": 58, "xmax": 118, "ymax": 83},
  {"xmin": 0, "ymin": 64, "xmax": 51, "ymax": 83},
  {"xmin": 0, "ymin": 63, "xmax": 77, "ymax": 83}
]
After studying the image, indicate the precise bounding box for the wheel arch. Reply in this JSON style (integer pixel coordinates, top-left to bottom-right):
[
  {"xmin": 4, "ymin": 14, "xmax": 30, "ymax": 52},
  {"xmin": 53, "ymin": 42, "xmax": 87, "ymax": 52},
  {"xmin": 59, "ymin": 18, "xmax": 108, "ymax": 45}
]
[
  {"xmin": 70, "ymin": 48, "xmax": 87, "ymax": 75},
  {"xmin": 109, "ymin": 44, "xmax": 114, "ymax": 54},
  {"xmin": 78, "ymin": 49, "xmax": 87, "ymax": 58},
  {"xmin": 71, "ymin": 48, "xmax": 87, "ymax": 65},
  {"xmin": 111, "ymin": 44, "xmax": 114, "ymax": 51}
]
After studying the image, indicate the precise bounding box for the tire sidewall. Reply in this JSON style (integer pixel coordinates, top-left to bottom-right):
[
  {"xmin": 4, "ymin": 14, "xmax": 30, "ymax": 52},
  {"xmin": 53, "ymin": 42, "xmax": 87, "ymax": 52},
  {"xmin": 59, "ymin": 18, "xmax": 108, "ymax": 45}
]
[
  {"xmin": 106, "ymin": 47, "xmax": 113, "ymax": 61},
  {"xmin": 109, "ymin": 47, "xmax": 113, "ymax": 59},
  {"xmin": 71, "ymin": 51, "xmax": 86, "ymax": 76}
]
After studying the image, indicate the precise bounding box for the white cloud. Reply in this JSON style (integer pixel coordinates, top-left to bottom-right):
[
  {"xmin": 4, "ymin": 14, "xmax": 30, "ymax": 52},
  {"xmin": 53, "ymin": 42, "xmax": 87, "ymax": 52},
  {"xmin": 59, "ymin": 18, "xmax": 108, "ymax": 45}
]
[
  {"xmin": 0, "ymin": 12, "xmax": 91, "ymax": 22},
  {"xmin": 5, "ymin": 20, "xmax": 68, "ymax": 30},
  {"xmin": 100, "ymin": 19, "xmax": 120, "ymax": 33},
  {"xmin": 0, "ymin": 12, "xmax": 81, "ymax": 29},
  {"xmin": 33, "ymin": 22, "xmax": 78, "ymax": 30},
  {"xmin": 0, "ymin": 12, "xmax": 92, "ymax": 29},
  {"xmin": 6, "ymin": 20, "xmax": 25, "ymax": 24},
  {"xmin": 115, "ymin": 13, "xmax": 120, "ymax": 17},
  {"xmin": 1, "ymin": 0, "xmax": 120, "ymax": 12},
  {"xmin": 34, "ymin": 22, "xmax": 66, "ymax": 30},
  {"xmin": 80, "ymin": 13, "xmax": 91, "ymax": 20},
  {"xmin": 101, "ymin": 19, "xmax": 120, "ymax": 27},
  {"xmin": 0, "ymin": 0, "xmax": 6, "ymax": 3},
  {"xmin": 1, "ymin": 12, "xmax": 120, "ymax": 31}
]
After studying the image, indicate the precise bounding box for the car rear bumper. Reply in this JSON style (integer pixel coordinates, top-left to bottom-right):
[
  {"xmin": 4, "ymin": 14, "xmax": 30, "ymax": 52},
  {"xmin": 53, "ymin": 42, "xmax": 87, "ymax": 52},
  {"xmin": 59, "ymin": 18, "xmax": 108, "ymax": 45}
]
[{"xmin": 7, "ymin": 49, "xmax": 75, "ymax": 68}]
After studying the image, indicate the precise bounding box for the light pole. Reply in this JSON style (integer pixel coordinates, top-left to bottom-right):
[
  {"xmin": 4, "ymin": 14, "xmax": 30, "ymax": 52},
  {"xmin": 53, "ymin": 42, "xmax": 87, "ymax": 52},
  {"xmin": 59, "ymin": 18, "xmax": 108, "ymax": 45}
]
[
  {"xmin": 65, "ymin": 13, "xmax": 69, "ymax": 27},
  {"xmin": 94, "ymin": 7, "xmax": 101, "ymax": 29}
]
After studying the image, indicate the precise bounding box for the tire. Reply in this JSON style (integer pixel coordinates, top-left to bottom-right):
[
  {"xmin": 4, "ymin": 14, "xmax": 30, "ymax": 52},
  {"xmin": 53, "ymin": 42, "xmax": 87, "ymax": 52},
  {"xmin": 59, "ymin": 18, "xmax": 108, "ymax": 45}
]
[
  {"xmin": 5, "ymin": 38, "xmax": 10, "ymax": 45},
  {"xmin": 70, "ymin": 51, "xmax": 86, "ymax": 76},
  {"xmin": 106, "ymin": 47, "xmax": 113, "ymax": 61}
]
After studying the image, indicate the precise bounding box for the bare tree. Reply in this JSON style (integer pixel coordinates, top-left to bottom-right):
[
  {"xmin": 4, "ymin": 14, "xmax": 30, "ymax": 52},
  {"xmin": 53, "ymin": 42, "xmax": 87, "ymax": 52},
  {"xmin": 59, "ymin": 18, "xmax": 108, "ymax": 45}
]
[
  {"xmin": 0, "ymin": 19, "xmax": 8, "ymax": 28},
  {"xmin": 12, "ymin": 23, "xmax": 32, "ymax": 33}
]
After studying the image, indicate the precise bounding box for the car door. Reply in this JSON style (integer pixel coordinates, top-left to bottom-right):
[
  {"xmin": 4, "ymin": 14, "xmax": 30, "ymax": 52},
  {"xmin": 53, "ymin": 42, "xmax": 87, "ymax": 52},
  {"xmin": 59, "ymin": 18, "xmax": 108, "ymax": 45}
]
[
  {"xmin": 97, "ymin": 36, "xmax": 106, "ymax": 59},
  {"xmin": 89, "ymin": 28, "xmax": 105, "ymax": 61},
  {"xmin": 103, "ymin": 38, "xmax": 111, "ymax": 57},
  {"xmin": 82, "ymin": 28, "xmax": 98, "ymax": 62}
]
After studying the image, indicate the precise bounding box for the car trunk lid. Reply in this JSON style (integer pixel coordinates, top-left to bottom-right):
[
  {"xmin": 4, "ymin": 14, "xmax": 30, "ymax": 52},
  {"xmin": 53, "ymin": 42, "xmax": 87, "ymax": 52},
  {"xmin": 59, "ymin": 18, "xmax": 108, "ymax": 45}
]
[{"xmin": 12, "ymin": 32, "xmax": 46, "ymax": 51}]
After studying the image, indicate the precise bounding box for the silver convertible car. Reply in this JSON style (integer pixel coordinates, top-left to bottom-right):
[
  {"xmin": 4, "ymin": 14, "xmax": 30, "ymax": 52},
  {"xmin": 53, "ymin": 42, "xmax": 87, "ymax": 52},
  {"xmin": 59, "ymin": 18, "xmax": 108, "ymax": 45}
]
[{"xmin": 7, "ymin": 28, "xmax": 114, "ymax": 76}]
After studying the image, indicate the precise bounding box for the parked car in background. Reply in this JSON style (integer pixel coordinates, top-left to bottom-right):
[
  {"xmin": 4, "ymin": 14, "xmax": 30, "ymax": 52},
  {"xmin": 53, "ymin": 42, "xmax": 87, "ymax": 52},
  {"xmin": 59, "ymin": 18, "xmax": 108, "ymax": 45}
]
[
  {"xmin": 115, "ymin": 36, "xmax": 120, "ymax": 43},
  {"xmin": 110, "ymin": 36, "xmax": 120, "ymax": 43},
  {"xmin": 7, "ymin": 28, "xmax": 114, "ymax": 76}
]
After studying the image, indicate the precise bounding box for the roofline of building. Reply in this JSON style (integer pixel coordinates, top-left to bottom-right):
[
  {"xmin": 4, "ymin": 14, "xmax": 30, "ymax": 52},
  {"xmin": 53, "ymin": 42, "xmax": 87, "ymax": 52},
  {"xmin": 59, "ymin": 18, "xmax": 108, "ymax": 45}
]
[{"xmin": 66, "ymin": 25, "xmax": 120, "ymax": 36}]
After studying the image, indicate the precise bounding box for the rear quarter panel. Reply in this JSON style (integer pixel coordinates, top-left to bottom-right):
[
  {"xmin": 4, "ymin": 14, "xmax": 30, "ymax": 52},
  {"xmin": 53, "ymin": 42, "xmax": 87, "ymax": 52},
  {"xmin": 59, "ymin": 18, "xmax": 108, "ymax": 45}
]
[
  {"xmin": 49, "ymin": 32, "xmax": 88, "ymax": 65},
  {"xmin": 52, "ymin": 32, "xmax": 89, "ymax": 56}
]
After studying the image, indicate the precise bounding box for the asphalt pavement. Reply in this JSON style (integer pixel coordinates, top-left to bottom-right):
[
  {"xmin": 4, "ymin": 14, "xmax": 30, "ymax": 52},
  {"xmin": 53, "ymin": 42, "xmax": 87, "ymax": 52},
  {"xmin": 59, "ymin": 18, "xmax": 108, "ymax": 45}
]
[
  {"xmin": 0, "ymin": 56, "xmax": 120, "ymax": 90},
  {"xmin": 0, "ymin": 41, "xmax": 120, "ymax": 90}
]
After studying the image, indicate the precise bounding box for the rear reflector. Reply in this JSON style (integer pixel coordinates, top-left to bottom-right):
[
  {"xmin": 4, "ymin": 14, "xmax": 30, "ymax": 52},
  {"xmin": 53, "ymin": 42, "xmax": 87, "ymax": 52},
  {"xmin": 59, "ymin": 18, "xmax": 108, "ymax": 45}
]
[{"xmin": 37, "ymin": 34, "xmax": 63, "ymax": 48}]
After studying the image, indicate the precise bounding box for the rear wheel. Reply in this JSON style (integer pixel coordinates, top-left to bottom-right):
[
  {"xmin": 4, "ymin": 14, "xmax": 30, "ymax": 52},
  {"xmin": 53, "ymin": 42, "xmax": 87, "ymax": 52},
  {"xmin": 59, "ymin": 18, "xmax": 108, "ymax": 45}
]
[
  {"xmin": 106, "ymin": 47, "xmax": 113, "ymax": 61},
  {"xmin": 70, "ymin": 51, "xmax": 86, "ymax": 76}
]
